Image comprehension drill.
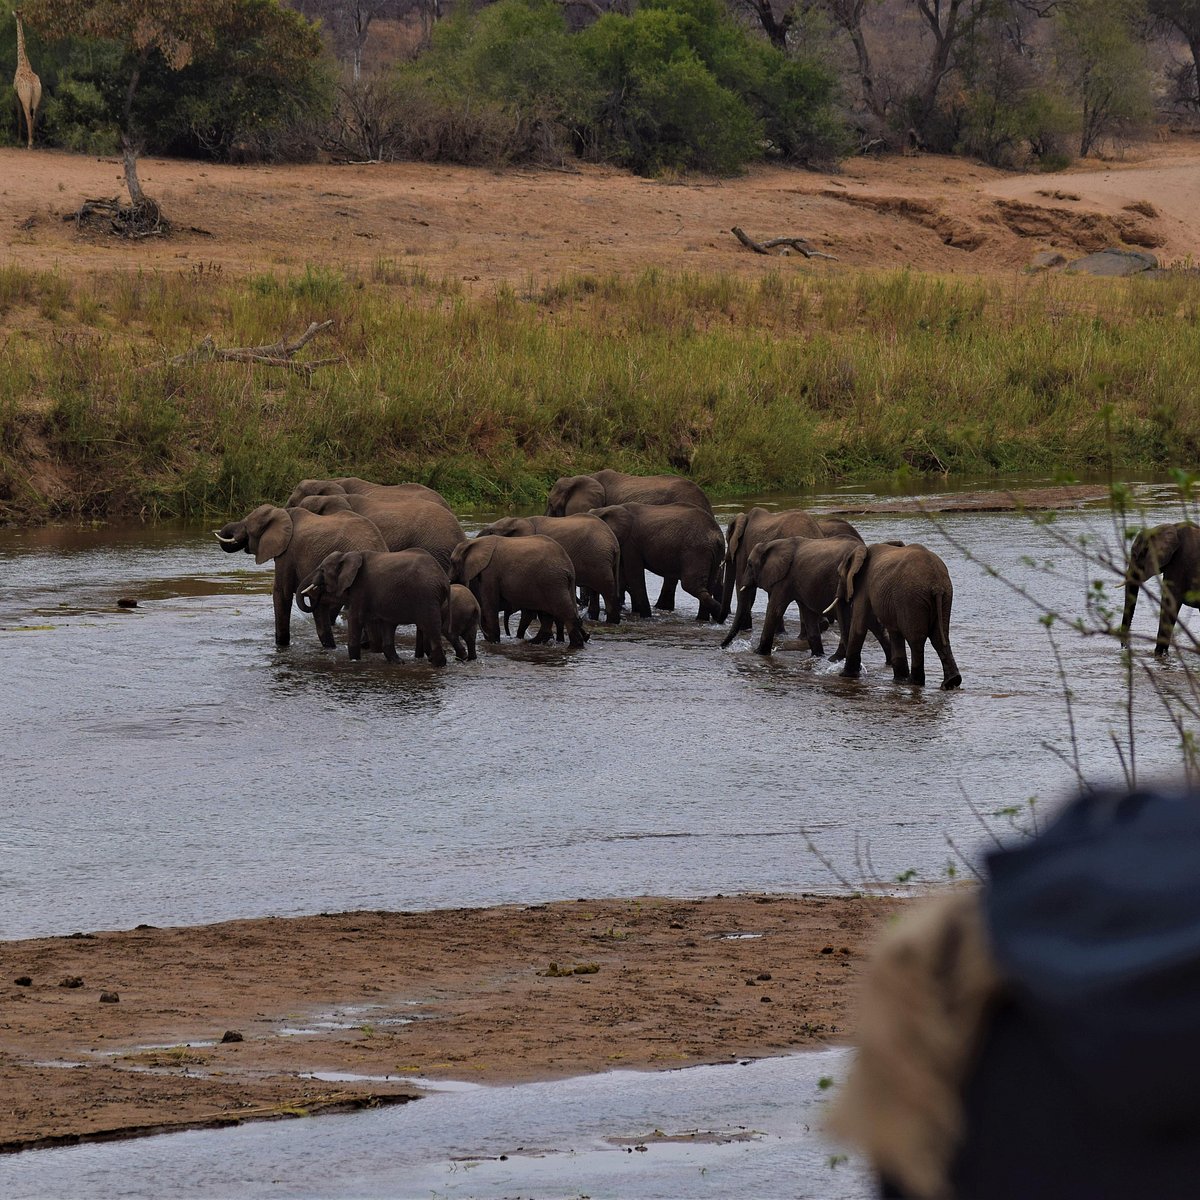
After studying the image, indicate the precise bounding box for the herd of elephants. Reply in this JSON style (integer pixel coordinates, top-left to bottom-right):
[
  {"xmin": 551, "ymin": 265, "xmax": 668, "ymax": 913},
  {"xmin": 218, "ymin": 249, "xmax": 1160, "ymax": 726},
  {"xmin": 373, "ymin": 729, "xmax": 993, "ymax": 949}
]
[{"xmin": 213, "ymin": 468, "xmax": 1200, "ymax": 686}]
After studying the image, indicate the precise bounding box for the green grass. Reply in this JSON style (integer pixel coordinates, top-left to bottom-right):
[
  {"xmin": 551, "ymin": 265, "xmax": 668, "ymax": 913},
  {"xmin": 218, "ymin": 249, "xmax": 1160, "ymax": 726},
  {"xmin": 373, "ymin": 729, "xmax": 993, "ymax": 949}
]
[{"xmin": 1, "ymin": 262, "xmax": 1198, "ymax": 521}]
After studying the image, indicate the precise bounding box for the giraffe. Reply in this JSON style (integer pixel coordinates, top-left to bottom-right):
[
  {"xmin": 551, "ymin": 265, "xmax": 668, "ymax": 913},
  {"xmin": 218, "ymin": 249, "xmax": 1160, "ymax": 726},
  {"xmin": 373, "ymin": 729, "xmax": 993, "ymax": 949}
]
[{"xmin": 12, "ymin": 9, "xmax": 40, "ymax": 150}]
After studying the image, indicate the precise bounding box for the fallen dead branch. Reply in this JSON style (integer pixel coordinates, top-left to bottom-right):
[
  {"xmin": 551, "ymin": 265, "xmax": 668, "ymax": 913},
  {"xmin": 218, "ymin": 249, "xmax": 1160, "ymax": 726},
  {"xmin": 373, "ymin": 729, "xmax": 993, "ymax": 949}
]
[
  {"xmin": 731, "ymin": 226, "xmax": 837, "ymax": 259},
  {"xmin": 65, "ymin": 196, "xmax": 170, "ymax": 239},
  {"xmin": 169, "ymin": 321, "xmax": 339, "ymax": 381}
]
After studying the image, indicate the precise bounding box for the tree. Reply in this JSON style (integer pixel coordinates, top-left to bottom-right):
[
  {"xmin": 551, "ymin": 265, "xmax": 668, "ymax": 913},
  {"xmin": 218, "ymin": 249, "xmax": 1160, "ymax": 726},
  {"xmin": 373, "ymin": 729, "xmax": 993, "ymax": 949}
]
[
  {"xmin": 291, "ymin": 0, "xmax": 418, "ymax": 76},
  {"xmin": 1148, "ymin": 0, "xmax": 1200, "ymax": 110},
  {"xmin": 1054, "ymin": 0, "xmax": 1151, "ymax": 156},
  {"xmin": 23, "ymin": 0, "xmax": 323, "ymax": 221}
]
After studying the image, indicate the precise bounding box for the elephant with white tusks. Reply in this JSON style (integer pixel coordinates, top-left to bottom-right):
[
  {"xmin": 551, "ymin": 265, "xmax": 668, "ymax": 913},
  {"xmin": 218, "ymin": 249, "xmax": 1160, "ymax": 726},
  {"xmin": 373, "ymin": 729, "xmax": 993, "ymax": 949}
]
[
  {"xmin": 835, "ymin": 542, "xmax": 962, "ymax": 690},
  {"xmin": 1120, "ymin": 522, "xmax": 1200, "ymax": 656},
  {"xmin": 214, "ymin": 504, "xmax": 387, "ymax": 649}
]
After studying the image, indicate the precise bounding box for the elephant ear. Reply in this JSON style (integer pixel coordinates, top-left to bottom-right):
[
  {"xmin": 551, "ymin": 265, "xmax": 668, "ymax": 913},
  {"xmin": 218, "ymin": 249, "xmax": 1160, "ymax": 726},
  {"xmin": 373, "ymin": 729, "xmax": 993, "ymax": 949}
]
[
  {"xmin": 247, "ymin": 505, "xmax": 293, "ymax": 564},
  {"xmin": 1144, "ymin": 524, "xmax": 1182, "ymax": 575},
  {"xmin": 838, "ymin": 543, "xmax": 869, "ymax": 603},
  {"xmin": 726, "ymin": 514, "xmax": 746, "ymax": 567},
  {"xmin": 335, "ymin": 552, "xmax": 365, "ymax": 596},
  {"xmin": 753, "ymin": 539, "xmax": 791, "ymax": 592},
  {"xmin": 461, "ymin": 536, "xmax": 500, "ymax": 582},
  {"xmin": 567, "ymin": 477, "xmax": 605, "ymax": 514}
]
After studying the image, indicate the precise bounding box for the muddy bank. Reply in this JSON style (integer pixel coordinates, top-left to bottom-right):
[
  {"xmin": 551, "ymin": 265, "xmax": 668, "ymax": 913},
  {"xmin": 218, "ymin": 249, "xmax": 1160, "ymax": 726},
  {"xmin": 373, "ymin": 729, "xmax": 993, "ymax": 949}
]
[{"xmin": 0, "ymin": 893, "xmax": 899, "ymax": 1152}]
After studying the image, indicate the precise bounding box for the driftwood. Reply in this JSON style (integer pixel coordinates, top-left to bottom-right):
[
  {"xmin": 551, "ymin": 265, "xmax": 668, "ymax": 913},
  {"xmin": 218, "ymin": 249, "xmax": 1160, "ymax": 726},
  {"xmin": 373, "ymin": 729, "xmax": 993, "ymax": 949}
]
[
  {"xmin": 169, "ymin": 321, "xmax": 339, "ymax": 381},
  {"xmin": 731, "ymin": 226, "xmax": 837, "ymax": 260},
  {"xmin": 65, "ymin": 196, "xmax": 170, "ymax": 239}
]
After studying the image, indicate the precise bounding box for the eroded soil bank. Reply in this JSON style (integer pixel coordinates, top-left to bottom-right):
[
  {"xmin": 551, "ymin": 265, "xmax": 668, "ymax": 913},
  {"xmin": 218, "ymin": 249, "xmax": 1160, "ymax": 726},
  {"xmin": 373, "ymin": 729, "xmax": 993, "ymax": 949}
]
[{"xmin": 0, "ymin": 893, "xmax": 898, "ymax": 1152}]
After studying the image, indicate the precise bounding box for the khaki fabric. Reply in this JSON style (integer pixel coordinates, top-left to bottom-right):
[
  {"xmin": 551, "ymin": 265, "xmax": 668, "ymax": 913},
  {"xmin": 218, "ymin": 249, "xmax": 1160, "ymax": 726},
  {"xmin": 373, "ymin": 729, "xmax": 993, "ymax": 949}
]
[{"xmin": 826, "ymin": 890, "xmax": 1002, "ymax": 1199}]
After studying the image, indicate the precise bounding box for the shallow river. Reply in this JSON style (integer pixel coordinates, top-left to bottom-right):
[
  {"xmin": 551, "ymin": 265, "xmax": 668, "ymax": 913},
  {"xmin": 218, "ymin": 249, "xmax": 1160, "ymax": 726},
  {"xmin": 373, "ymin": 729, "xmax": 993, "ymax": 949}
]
[{"xmin": 1, "ymin": 478, "xmax": 1196, "ymax": 1197}]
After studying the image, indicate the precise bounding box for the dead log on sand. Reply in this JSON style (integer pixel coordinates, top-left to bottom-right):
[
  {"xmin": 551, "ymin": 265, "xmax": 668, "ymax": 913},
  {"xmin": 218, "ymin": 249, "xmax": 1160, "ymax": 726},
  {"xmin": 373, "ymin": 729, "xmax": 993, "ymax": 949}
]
[
  {"xmin": 169, "ymin": 321, "xmax": 339, "ymax": 381},
  {"xmin": 731, "ymin": 226, "xmax": 837, "ymax": 259}
]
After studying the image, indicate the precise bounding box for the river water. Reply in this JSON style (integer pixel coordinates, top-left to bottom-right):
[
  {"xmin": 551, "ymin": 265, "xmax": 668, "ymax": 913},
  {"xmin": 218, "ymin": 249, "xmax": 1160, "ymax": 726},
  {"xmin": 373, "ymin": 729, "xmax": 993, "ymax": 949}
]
[{"xmin": 1, "ymin": 478, "xmax": 1196, "ymax": 1197}]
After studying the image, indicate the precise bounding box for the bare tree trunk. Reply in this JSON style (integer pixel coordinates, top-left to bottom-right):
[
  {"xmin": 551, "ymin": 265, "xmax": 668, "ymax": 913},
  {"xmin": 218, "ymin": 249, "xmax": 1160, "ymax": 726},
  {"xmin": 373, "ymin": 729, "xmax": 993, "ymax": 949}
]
[{"xmin": 122, "ymin": 137, "xmax": 145, "ymax": 207}]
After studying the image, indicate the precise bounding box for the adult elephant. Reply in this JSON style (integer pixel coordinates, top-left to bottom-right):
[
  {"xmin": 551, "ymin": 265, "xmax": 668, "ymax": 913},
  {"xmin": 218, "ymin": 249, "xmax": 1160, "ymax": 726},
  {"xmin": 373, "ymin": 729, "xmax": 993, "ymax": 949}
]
[
  {"xmin": 475, "ymin": 514, "xmax": 622, "ymax": 623},
  {"xmin": 298, "ymin": 549, "xmax": 448, "ymax": 666},
  {"xmin": 739, "ymin": 535, "xmax": 890, "ymax": 660},
  {"xmin": 294, "ymin": 494, "xmax": 465, "ymax": 572},
  {"xmin": 1120, "ymin": 522, "xmax": 1200, "ymax": 656},
  {"xmin": 286, "ymin": 477, "xmax": 452, "ymax": 511},
  {"xmin": 719, "ymin": 508, "xmax": 864, "ymax": 628},
  {"xmin": 449, "ymin": 535, "xmax": 587, "ymax": 647},
  {"xmin": 545, "ymin": 469, "xmax": 714, "ymax": 517},
  {"xmin": 214, "ymin": 504, "xmax": 387, "ymax": 648},
  {"xmin": 591, "ymin": 502, "xmax": 724, "ymax": 622},
  {"xmin": 834, "ymin": 542, "xmax": 961, "ymax": 690}
]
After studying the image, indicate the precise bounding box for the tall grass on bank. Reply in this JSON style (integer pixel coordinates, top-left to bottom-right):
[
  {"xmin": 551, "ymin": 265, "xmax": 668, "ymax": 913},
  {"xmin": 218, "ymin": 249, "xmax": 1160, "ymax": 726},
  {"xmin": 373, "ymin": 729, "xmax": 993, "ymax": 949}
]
[{"xmin": 1, "ymin": 262, "xmax": 1198, "ymax": 521}]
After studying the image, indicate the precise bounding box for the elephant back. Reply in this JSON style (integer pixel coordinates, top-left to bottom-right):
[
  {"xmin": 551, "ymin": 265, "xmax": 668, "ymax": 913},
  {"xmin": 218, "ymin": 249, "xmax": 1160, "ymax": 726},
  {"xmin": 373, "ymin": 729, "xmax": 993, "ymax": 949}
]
[
  {"xmin": 288, "ymin": 508, "xmax": 389, "ymax": 580},
  {"xmin": 346, "ymin": 497, "xmax": 465, "ymax": 571},
  {"xmin": 595, "ymin": 469, "xmax": 714, "ymax": 515}
]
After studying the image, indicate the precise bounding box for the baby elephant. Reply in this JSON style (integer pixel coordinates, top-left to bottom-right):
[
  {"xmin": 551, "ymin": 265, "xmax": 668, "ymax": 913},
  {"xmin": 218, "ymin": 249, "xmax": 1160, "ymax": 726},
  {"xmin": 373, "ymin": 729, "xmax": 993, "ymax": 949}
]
[
  {"xmin": 299, "ymin": 549, "xmax": 449, "ymax": 667},
  {"xmin": 443, "ymin": 584, "xmax": 480, "ymax": 662}
]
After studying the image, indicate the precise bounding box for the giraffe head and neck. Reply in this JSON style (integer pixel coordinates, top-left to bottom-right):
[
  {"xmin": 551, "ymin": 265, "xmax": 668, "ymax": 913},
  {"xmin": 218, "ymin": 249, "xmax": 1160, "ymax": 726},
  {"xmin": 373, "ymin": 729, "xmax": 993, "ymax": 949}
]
[{"xmin": 12, "ymin": 9, "xmax": 42, "ymax": 149}]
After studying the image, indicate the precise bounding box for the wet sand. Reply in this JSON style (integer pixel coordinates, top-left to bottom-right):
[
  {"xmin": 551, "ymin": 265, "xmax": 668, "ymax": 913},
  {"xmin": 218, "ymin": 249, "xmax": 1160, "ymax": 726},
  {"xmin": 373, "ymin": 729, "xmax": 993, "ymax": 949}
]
[{"xmin": 0, "ymin": 893, "xmax": 898, "ymax": 1152}]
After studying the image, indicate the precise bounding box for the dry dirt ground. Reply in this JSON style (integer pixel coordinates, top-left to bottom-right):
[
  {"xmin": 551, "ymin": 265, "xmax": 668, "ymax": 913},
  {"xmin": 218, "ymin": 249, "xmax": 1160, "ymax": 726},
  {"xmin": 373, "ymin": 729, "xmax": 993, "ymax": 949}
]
[
  {"xmin": 0, "ymin": 894, "xmax": 897, "ymax": 1151},
  {"xmin": 2, "ymin": 139, "xmax": 1199, "ymax": 287}
]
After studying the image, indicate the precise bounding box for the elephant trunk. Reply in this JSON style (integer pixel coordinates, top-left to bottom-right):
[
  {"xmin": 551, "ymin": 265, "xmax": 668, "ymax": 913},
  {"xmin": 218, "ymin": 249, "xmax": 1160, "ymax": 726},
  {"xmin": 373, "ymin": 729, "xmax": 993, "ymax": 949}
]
[{"xmin": 296, "ymin": 583, "xmax": 318, "ymax": 614}]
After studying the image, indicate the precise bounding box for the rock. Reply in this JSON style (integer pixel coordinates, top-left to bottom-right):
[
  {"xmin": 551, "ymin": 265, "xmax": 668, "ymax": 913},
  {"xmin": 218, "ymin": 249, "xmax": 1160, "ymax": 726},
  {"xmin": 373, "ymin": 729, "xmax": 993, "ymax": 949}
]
[
  {"xmin": 1027, "ymin": 251, "xmax": 1068, "ymax": 272},
  {"xmin": 221, "ymin": 1030, "xmax": 244, "ymax": 1043},
  {"xmin": 117, "ymin": 598, "xmax": 138, "ymax": 609},
  {"xmin": 1066, "ymin": 248, "xmax": 1158, "ymax": 277},
  {"xmin": 99, "ymin": 991, "xmax": 119, "ymax": 1003},
  {"xmin": 59, "ymin": 976, "xmax": 84, "ymax": 988},
  {"xmin": 14, "ymin": 976, "xmax": 31, "ymax": 987}
]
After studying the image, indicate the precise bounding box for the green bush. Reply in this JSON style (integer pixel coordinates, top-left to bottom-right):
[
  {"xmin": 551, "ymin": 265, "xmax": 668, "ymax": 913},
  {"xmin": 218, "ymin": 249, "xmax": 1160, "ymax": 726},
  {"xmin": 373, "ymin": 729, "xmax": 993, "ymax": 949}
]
[{"xmin": 41, "ymin": 76, "xmax": 119, "ymax": 154}]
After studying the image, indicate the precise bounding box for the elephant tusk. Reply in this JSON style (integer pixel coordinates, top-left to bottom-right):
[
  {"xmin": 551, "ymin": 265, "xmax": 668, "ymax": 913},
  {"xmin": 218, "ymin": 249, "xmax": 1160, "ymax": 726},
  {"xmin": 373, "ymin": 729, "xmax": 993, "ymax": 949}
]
[
  {"xmin": 823, "ymin": 598, "xmax": 839, "ymax": 616},
  {"xmin": 214, "ymin": 532, "xmax": 240, "ymax": 544},
  {"xmin": 300, "ymin": 584, "xmax": 318, "ymax": 596}
]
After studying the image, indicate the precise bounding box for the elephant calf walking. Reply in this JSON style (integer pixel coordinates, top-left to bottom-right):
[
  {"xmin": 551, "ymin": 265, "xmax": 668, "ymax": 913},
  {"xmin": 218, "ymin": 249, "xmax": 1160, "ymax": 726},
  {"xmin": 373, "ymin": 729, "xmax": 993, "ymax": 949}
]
[{"xmin": 836, "ymin": 542, "xmax": 961, "ymax": 690}]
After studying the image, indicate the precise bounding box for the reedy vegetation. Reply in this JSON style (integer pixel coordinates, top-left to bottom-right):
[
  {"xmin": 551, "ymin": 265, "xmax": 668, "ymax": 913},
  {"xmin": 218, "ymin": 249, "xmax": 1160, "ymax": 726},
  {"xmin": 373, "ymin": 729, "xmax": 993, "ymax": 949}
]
[{"xmin": 1, "ymin": 262, "xmax": 1199, "ymax": 521}]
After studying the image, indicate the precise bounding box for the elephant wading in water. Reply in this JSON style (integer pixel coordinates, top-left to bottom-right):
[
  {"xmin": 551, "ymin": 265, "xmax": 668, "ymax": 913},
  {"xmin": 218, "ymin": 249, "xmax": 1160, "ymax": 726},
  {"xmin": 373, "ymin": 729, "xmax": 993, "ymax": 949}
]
[
  {"xmin": 298, "ymin": 549, "xmax": 449, "ymax": 666},
  {"xmin": 591, "ymin": 502, "xmax": 724, "ymax": 621},
  {"xmin": 475, "ymin": 514, "xmax": 622, "ymax": 624},
  {"xmin": 214, "ymin": 504, "xmax": 387, "ymax": 648},
  {"xmin": 742, "ymin": 535, "xmax": 891, "ymax": 660},
  {"xmin": 441, "ymin": 584, "xmax": 480, "ymax": 662},
  {"xmin": 294, "ymin": 494, "xmax": 466, "ymax": 573},
  {"xmin": 286, "ymin": 477, "xmax": 452, "ymax": 512},
  {"xmin": 719, "ymin": 508, "xmax": 864, "ymax": 635},
  {"xmin": 450, "ymin": 534, "xmax": 587, "ymax": 648},
  {"xmin": 1120, "ymin": 522, "xmax": 1200, "ymax": 656},
  {"xmin": 834, "ymin": 542, "xmax": 961, "ymax": 689}
]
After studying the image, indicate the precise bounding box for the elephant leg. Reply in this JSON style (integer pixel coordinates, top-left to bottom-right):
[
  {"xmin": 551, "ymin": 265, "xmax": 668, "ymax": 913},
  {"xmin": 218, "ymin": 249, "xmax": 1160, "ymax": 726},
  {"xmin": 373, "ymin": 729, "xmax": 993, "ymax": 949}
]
[
  {"xmin": 314, "ymin": 601, "xmax": 338, "ymax": 651},
  {"xmin": 889, "ymin": 628, "xmax": 910, "ymax": 682},
  {"xmin": 839, "ymin": 615, "xmax": 869, "ymax": 677},
  {"xmin": 1156, "ymin": 583, "xmax": 1182, "ymax": 656},
  {"xmin": 529, "ymin": 613, "xmax": 553, "ymax": 644},
  {"xmin": 720, "ymin": 585, "xmax": 754, "ymax": 649},
  {"xmin": 907, "ymin": 637, "xmax": 926, "ymax": 686},
  {"xmin": 928, "ymin": 622, "xmax": 961, "ymax": 690},
  {"xmin": 421, "ymin": 621, "xmax": 447, "ymax": 667},
  {"xmin": 449, "ymin": 633, "xmax": 467, "ymax": 661},
  {"xmin": 414, "ymin": 627, "xmax": 426, "ymax": 661},
  {"xmin": 479, "ymin": 584, "xmax": 502, "ymax": 644},
  {"xmin": 799, "ymin": 606, "xmax": 825, "ymax": 657},
  {"xmin": 382, "ymin": 625, "xmax": 400, "ymax": 663},
  {"xmin": 346, "ymin": 612, "xmax": 364, "ymax": 660},
  {"xmin": 273, "ymin": 585, "xmax": 292, "ymax": 647},
  {"xmin": 625, "ymin": 554, "xmax": 652, "ymax": 618},
  {"xmin": 655, "ymin": 577, "xmax": 678, "ymax": 611},
  {"xmin": 755, "ymin": 590, "xmax": 790, "ymax": 656},
  {"xmin": 603, "ymin": 580, "xmax": 621, "ymax": 624},
  {"xmin": 567, "ymin": 612, "xmax": 587, "ymax": 647},
  {"xmin": 466, "ymin": 627, "xmax": 478, "ymax": 660}
]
